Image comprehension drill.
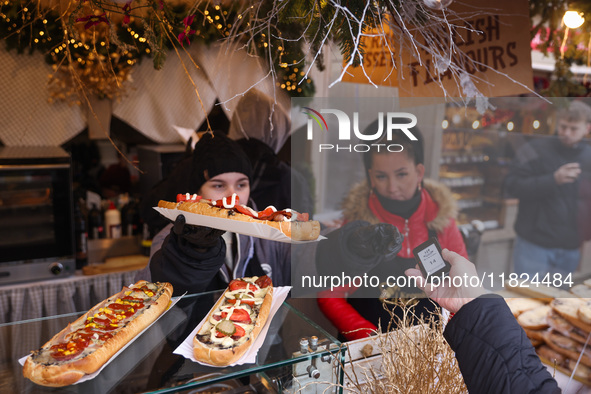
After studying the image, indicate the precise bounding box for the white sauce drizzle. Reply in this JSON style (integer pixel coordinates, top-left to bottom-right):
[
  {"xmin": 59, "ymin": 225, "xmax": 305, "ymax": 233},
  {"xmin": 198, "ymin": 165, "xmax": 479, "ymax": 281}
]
[
  {"xmin": 222, "ymin": 193, "xmax": 238, "ymax": 209},
  {"xmin": 200, "ymin": 277, "xmax": 271, "ymax": 349},
  {"xmin": 239, "ymin": 204, "xmax": 259, "ymax": 218},
  {"xmin": 283, "ymin": 208, "xmax": 297, "ymax": 222}
]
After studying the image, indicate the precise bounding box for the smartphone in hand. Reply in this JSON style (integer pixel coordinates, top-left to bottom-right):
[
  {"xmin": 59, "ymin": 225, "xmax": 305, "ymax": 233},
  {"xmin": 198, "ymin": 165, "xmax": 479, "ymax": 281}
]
[{"xmin": 413, "ymin": 238, "xmax": 451, "ymax": 282}]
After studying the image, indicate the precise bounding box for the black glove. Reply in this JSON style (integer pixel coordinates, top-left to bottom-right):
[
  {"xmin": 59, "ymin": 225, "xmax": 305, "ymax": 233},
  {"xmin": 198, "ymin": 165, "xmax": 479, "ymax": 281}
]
[
  {"xmin": 347, "ymin": 222, "xmax": 403, "ymax": 260},
  {"xmin": 172, "ymin": 214, "xmax": 226, "ymax": 249}
]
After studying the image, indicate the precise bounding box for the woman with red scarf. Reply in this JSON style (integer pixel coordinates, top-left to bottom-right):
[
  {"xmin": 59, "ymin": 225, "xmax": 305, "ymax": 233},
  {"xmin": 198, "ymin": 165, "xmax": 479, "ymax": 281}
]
[{"xmin": 317, "ymin": 125, "xmax": 468, "ymax": 341}]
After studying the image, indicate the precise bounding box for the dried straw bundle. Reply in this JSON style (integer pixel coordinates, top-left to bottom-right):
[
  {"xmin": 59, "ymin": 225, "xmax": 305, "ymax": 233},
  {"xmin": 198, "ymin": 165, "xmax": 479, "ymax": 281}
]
[{"xmin": 297, "ymin": 299, "xmax": 468, "ymax": 393}]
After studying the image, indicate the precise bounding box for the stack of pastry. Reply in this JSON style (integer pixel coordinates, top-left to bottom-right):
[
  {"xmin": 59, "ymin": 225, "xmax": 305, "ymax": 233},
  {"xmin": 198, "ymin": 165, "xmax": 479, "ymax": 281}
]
[{"xmin": 507, "ymin": 281, "xmax": 591, "ymax": 384}]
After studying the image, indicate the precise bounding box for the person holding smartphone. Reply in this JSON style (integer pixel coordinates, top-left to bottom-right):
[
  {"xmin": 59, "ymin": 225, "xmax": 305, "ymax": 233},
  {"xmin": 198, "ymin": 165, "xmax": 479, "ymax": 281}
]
[
  {"xmin": 505, "ymin": 100, "xmax": 591, "ymax": 277},
  {"xmin": 316, "ymin": 123, "xmax": 468, "ymax": 341},
  {"xmin": 405, "ymin": 249, "xmax": 560, "ymax": 393}
]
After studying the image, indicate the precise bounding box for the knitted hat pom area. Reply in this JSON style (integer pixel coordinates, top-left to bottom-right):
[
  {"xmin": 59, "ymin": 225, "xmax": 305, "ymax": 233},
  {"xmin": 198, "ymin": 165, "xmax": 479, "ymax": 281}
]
[{"xmin": 191, "ymin": 132, "xmax": 253, "ymax": 192}]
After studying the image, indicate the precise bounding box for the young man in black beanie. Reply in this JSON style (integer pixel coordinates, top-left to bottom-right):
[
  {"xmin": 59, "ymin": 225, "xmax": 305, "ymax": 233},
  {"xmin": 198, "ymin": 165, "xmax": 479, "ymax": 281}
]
[
  {"xmin": 137, "ymin": 132, "xmax": 292, "ymax": 296},
  {"xmin": 137, "ymin": 131, "xmax": 402, "ymax": 297}
]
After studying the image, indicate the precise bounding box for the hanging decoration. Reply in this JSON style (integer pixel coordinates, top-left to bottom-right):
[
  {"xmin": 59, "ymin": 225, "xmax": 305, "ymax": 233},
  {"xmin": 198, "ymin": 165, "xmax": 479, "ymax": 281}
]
[
  {"xmin": 0, "ymin": 0, "xmax": 315, "ymax": 104},
  {"xmin": 0, "ymin": 0, "xmax": 552, "ymax": 108},
  {"xmin": 529, "ymin": 0, "xmax": 591, "ymax": 96}
]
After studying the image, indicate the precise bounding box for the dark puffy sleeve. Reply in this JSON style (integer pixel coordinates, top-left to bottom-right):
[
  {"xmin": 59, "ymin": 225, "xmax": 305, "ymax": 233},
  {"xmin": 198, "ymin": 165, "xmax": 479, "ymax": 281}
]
[
  {"xmin": 444, "ymin": 295, "xmax": 560, "ymax": 394},
  {"xmin": 149, "ymin": 228, "xmax": 226, "ymax": 297}
]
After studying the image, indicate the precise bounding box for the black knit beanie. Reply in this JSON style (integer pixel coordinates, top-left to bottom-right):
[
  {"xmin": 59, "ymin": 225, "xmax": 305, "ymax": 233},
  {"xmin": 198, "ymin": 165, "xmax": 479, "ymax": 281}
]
[{"xmin": 191, "ymin": 132, "xmax": 253, "ymax": 192}]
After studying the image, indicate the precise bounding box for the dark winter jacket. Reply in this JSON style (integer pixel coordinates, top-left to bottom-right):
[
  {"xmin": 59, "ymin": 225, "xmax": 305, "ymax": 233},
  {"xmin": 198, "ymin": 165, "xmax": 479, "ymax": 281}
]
[
  {"xmin": 445, "ymin": 295, "xmax": 560, "ymax": 394},
  {"xmin": 505, "ymin": 137, "xmax": 591, "ymax": 249},
  {"xmin": 137, "ymin": 223, "xmax": 291, "ymax": 297},
  {"xmin": 317, "ymin": 179, "xmax": 468, "ymax": 341}
]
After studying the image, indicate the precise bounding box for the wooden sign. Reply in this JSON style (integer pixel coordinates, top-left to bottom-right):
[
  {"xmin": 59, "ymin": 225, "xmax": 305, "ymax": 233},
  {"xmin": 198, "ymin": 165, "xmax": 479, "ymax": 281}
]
[
  {"xmin": 343, "ymin": 0, "xmax": 533, "ymax": 97},
  {"xmin": 341, "ymin": 22, "xmax": 398, "ymax": 87}
]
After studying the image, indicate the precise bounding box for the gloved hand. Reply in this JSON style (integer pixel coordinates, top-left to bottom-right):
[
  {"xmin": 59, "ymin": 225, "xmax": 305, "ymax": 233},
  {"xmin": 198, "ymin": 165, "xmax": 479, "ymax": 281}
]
[
  {"xmin": 172, "ymin": 214, "xmax": 226, "ymax": 249},
  {"xmin": 347, "ymin": 222, "xmax": 403, "ymax": 260}
]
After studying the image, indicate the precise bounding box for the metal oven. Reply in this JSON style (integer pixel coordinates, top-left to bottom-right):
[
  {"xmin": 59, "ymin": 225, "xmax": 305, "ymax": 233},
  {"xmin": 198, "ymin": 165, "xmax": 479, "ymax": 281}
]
[{"xmin": 0, "ymin": 146, "xmax": 75, "ymax": 285}]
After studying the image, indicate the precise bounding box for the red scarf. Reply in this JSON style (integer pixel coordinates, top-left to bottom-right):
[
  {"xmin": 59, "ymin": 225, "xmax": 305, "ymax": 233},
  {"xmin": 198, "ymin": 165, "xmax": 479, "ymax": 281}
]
[{"xmin": 367, "ymin": 189, "xmax": 438, "ymax": 257}]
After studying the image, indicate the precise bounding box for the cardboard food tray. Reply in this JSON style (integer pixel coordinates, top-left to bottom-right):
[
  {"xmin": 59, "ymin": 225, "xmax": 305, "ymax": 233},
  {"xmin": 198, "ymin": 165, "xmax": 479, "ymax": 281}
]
[
  {"xmin": 154, "ymin": 207, "xmax": 325, "ymax": 244},
  {"xmin": 174, "ymin": 286, "xmax": 291, "ymax": 366}
]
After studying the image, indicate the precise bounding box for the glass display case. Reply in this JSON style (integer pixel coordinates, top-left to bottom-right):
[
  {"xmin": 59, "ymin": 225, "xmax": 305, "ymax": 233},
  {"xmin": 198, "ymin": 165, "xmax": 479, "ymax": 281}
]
[
  {"xmin": 438, "ymin": 126, "xmax": 516, "ymax": 228},
  {"xmin": 0, "ymin": 291, "xmax": 343, "ymax": 393}
]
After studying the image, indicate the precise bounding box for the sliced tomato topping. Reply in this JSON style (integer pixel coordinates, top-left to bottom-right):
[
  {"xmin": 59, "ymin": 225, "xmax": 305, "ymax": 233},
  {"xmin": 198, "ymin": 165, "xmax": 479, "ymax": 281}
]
[
  {"xmin": 298, "ymin": 212, "xmax": 310, "ymax": 222},
  {"xmin": 177, "ymin": 193, "xmax": 202, "ymax": 203},
  {"xmin": 235, "ymin": 204, "xmax": 258, "ymax": 218},
  {"xmin": 221, "ymin": 308, "xmax": 251, "ymax": 323},
  {"xmin": 210, "ymin": 194, "xmax": 240, "ymax": 208},
  {"xmin": 232, "ymin": 324, "xmax": 246, "ymax": 340},
  {"xmin": 227, "ymin": 298, "xmax": 255, "ymax": 307},
  {"xmin": 215, "ymin": 323, "xmax": 246, "ymax": 339},
  {"xmin": 229, "ymin": 279, "xmax": 257, "ymax": 292},
  {"xmin": 255, "ymin": 275, "xmax": 273, "ymax": 289},
  {"xmin": 257, "ymin": 206, "xmax": 277, "ymax": 218}
]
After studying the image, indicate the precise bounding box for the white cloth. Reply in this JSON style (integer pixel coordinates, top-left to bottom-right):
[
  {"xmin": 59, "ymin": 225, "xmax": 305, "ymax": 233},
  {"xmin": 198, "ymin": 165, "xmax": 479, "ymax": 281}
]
[
  {"xmin": 0, "ymin": 50, "xmax": 86, "ymax": 146},
  {"xmin": 0, "ymin": 42, "xmax": 290, "ymax": 146},
  {"xmin": 112, "ymin": 43, "xmax": 217, "ymax": 144},
  {"xmin": 227, "ymin": 88, "xmax": 291, "ymax": 153}
]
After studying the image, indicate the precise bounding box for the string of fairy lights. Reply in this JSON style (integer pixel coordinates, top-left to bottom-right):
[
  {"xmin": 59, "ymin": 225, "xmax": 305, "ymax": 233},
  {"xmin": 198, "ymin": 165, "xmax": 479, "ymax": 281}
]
[{"xmin": 0, "ymin": 0, "xmax": 315, "ymax": 104}]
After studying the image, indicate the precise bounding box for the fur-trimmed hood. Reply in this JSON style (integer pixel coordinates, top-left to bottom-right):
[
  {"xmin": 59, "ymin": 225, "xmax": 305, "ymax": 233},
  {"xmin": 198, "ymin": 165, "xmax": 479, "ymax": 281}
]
[{"xmin": 341, "ymin": 178, "xmax": 458, "ymax": 233}]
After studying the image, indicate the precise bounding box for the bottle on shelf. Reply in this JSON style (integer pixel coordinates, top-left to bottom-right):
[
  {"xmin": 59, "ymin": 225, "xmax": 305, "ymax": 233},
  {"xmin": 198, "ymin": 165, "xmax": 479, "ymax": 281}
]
[
  {"xmin": 74, "ymin": 201, "xmax": 88, "ymax": 269},
  {"xmin": 88, "ymin": 203, "xmax": 106, "ymax": 239},
  {"xmin": 121, "ymin": 198, "xmax": 140, "ymax": 236},
  {"xmin": 105, "ymin": 201, "xmax": 122, "ymax": 239}
]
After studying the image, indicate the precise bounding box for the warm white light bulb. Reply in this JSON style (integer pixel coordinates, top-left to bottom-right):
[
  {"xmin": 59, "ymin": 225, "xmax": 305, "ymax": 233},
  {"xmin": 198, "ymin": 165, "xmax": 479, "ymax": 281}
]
[
  {"xmin": 423, "ymin": 0, "xmax": 453, "ymax": 10},
  {"xmin": 563, "ymin": 11, "xmax": 585, "ymax": 29}
]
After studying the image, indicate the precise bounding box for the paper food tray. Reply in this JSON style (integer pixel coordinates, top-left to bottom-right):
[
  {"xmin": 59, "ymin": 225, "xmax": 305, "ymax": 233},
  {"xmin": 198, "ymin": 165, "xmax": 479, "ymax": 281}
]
[
  {"xmin": 174, "ymin": 286, "xmax": 291, "ymax": 367},
  {"xmin": 154, "ymin": 207, "xmax": 325, "ymax": 244},
  {"xmin": 19, "ymin": 294, "xmax": 184, "ymax": 385}
]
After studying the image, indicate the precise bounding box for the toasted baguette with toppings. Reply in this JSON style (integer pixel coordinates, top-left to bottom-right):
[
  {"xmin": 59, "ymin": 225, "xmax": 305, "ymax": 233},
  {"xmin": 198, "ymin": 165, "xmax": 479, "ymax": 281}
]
[
  {"xmin": 23, "ymin": 281, "xmax": 173, "ymax": 387},
  {"xmin": 158, "ymin": 193, "xmax": 320, "ymax": 241},
  {"xmin": 193, "ymin": 276, "xmax": 273, "ymax": 366}
]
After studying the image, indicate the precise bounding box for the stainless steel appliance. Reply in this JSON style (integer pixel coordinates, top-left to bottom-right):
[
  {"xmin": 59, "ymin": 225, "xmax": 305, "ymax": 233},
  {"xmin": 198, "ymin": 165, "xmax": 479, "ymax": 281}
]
[{"xmin": 0, "ymin": 146, "xmax": 75, "ymax": 284}]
